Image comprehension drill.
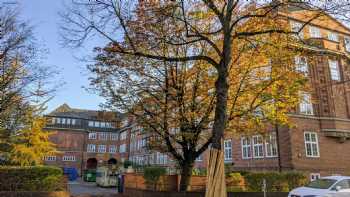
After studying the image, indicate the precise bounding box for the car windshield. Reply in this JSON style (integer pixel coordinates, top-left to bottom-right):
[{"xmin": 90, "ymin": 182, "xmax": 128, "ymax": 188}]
[{"xmin": 306, "ymin": 179, "xmax": 337, "ymax": 189}]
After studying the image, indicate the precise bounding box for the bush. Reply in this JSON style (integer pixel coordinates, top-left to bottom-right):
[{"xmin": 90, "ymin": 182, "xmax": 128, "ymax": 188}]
[
  {"xmin": 244, "ymin": 171, "xmax": 307, "ymax": 192},
  {"xmin": 192, "ymin": 168, "xmax": 207, "ymax": 176},
  {"xmin": 0, "ymin": 166, "xmax": 66, "ymax": 191},
  {"xmin": 226, "ymin": 172, "xmax": 246, "ymax": 192},
  {"xmin": 143, "ymin": 166, "xmax": 166, "ymax": 190}
]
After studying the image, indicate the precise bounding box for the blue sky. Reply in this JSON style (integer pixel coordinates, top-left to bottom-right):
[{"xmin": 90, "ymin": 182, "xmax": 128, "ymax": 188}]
[{"xmin": 13, "ymin": 0, "xmax": 106, "ymax": 112}]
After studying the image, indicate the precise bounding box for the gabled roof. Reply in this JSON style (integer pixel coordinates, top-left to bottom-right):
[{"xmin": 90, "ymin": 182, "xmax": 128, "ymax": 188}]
[
  {"xmin": 280, "ymin": 9, "xmax": 350, "ymax": 35},
  {"xmin": 48, "ymin": 103, "xmax": 122, "ymax": 120}
]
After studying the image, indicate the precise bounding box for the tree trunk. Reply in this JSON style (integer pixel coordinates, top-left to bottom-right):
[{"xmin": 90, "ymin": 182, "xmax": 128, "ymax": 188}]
[
  {"xmin": 179, "ymin": 161, "xmax": 194, "ymax": 191},
  {"xmin": 205, "ymin": 148, "xmax": 227, "ymax": 197},
  {"xmin": 205, "ymin": 71, "xmax": 229, "ymax": 197}
]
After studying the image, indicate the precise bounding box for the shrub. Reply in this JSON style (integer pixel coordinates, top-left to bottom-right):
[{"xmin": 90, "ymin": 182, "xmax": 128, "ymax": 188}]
[
  {"xmin": 0, "ymin": 166, "xmax": 65, "ymax": 191},
  {"xmin": 284, "ymin": 171, "xmax": 308, "ymax": 190},
  {"xmin": 226, "ymin": 172, "xmax": 246, "ymax": 192},
  {"xmin": 123, "ymin": 160, "xmax": 133, "ymax": 168},
  {"xmin": 244, "ymin": 171, "xmax": 307, "ymax": 192},
  {"xmin": 143, "ymin": 166, "xmax": 166, "ymax": 190},
  {"xmin": 192, "ymin": 168, "xmax": 207, "ymax": 176}
]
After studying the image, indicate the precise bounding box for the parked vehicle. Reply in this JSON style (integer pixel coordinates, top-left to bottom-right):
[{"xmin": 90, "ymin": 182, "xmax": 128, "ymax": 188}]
[
  {"xmin": 96, "ymin": 166, "xmax": 119, "ymax": 187},
  {"xmin": 288, "ymin": 176, "xmax": 350, "ymax": 197}
]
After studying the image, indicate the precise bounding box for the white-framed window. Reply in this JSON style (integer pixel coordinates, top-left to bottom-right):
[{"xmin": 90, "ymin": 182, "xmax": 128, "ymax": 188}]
[
  {"xmin": 309, "ymin": 26, "xmax": 322, "ymax": 38},
  {"xmin": 252, "ymin": 135, "xmax": 264, "ymax": 158},
  {"xmin": 88, "ymin": 132, "xmax": 97, "ymax": 140},
  {"xmin": 63, "ymin": 155, "xmax": 76, "ymax": 162},
  {"xmin": 299, "ymin": 92, "xmax": 313, "ymax": 115},
  {"xmin": 265, "ymin": 133, "xmax": 278, "ymax": 157},
  {"xmin": 111, "ymin": 133, "xmax": 118, "ymax": 141},
  {"xmin": 94, "ymin": 121, "xmax": 100, "ymax": 127},
  {"xmin": 109, "ymin": 145, "xmax": 117, "ymax": 153},
  {"xmin": 45, "ymin": 156, "xmax": 56, "ymax": 161},
  {"xmin": 120, "ymin": 131, "xmax": 127, "ymax": 140},
  {"xmin": 119, "ymin": 144, "xmax": 126, "ymax": 153},
  {"xmin": 71, "ymin": 119, "xmax": 76, "ymax": 125},
  {"xmin": 156, "ymin": 152, "xmax": 167, "ymax": 165},
  {"xmin": 100, "ymin": 122, "xmax": 106, "ymax": 128},
  {"xmin": 329, "ymin": 59, "xmax": 341, "ymax": 81},
  {"xmin": 87, "ymin": 144, "xmax": 96, "ymax": 152},
  {"xmin": 224, "ymin": 139, "xmax": 232, "ymax": 161},
  {"xmin": 304, "ymin": 132, "xmax": 320, "ymax": 157},
  {"xmin": 195, "ymin": 154, "xmax": 203, "ymax": 162},
  {"xmin": 310, "ymin": 173, "xmax": 321, "ymax": 181},
  {"xmin": 345, "ymin": 37, "xmax": 350, "ymax": 52},
  {"xmin": 137, "ymin": 139, "xmax": 143, "ymax": 150},
  {"xmin": 98, "ymin": 145, "xmax": 106, "ymax": 153},
  {"xmin": 328, "ymin": 31, "xmax": 339, "ymax": 42},
  {"xmin": 295, "ymin": 56, "xmax": 308, "ymax": 75},
  {"xmin": 99, "ymin": 132, "xmax": 108, "ymax": 140},
  {"xmin": 290, "ymin": 20, "xmax": 304, "ymax": 38},
  {"xmin": 88, "ymin": 121, "xmax": 94, "ymax": 127},
  {"xmin": 241, "ymin": 137, "xmax": 252, "ymax": 159},
  {"xmin": 62, "ymin": 118, "xmax": 66, "ymax": 124}
]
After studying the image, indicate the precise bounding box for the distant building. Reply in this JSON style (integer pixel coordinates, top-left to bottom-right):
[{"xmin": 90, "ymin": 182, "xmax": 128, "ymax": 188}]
[{"xmin": 44, "ymin": 104, "xmax": 124, "ymax": 175}]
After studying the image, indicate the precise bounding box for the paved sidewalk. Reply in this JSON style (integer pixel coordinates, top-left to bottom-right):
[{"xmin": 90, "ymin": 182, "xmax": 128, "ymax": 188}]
[{"xmin": 68, "ymin": 179, "xmax": 120, "ymax": 197}]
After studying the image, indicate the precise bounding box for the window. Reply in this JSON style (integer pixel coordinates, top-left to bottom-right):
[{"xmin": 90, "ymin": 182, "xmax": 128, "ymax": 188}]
[
  {"xmin": 88, "ymin": 132, "xmax": 97, "ymax": 140},
  {"xmin": 299, "ymin": 92, "xmax": 313, "ymax": 115},
  {"xmin": 45, "ymin": 156, "xmax": 56, "ymax": 161},
  {"xmin": 100, "ymin": 122, "xmax": 106, "ymax": 128},
  {"xmin": 295, "ymin": 56, "xmax": 308, "ymax": 75},
  {"xmin": 71, "ymin": 119, "xmax": 76, "ymax": 125},
  {"xmin": 265, "ymin": 133, "xmax": 278, "ymax": 157},
  {"xmin": 331, "ymin": 179, "xmax": 350, "ymax": 191},
  {"xmin": 224, "ymin": 139, "xmax": 232, "ymax": 161},
  {"xmin": 119, "ymin": 144, "xmax": 126, "ymax": 153},
  {"xmin": 99, "ymin": 132, "xmax": 108, "ymax": 140},
  {"xmin": 309, "ymin": 26, "xmax": 321, "ymax": 38},
  {"xmin": 109, "ymin": 145, "xmax": 117, "ymax": 153},
  {"xmin": 328, "ymin": 31, "xmax": 339, "ymax": 42},
  {"xmin": 290, "ymin": 21, "xmax": 304, "ymax": 38},
  {"xmin": 63, "ymin": 155, "xmax": 76, "ymax": 161},
  {"xmin": 329, "ymin": 59, "xmax": 341, "ymax": 81},
  {"xmin": 310, "ymin": 173, "xmax": 321, "ymax": 181},
  {"xmin": 241, "ymin": 137, "xmax": 252, "ymax": 159},
  {"xmin": 62, "ymin": 118, "xmax": 66, "ymax": 124},
  {"xmin": 252, "ymin": 135, "xmax": 264, "ymax": 158},
  {"xmin": 94, "ymin": 121, "xmax": 100, "ymax": 127},
  {"xmin": 98, "ymin": 145, "xmax": 106, "ymax": 153},
  {"xmin": 137, "ymin": 139, "xmax": 143, "ymax": 150},
  {"xmin": 87, "ymin": 144, "xmax": 96, "ymax": 152},
  {"xmin": 88, "ymin": 121, "xmax": 94, "ymax": 127},
  {"xmin": 345, "ymin": 37, "xmax": 350, "ymax": 52},
  {"xmin": 66, "ymin": 119, "xmax": 71, "ymax": 125},
  {"xmin": 120, "ymin": 131, "xmax": 127, "ymax": 140},
  {"xmin": 111, "ymin": 133, "xmax": 118, "ymax": 141},
  {"xmin": 156, "ymin": 152, "xmax": 167, "ymax": 165},
  {"xmin": 196, "ymin": 154, "xmax": 203, "ymax": 161},
  {"xmin": 304, "ymin": 132, "xmax": 320, "ymax": 157}
]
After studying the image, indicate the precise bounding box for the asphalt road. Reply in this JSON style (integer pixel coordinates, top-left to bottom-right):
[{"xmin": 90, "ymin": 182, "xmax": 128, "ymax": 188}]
[{"xmin": 68, "ymin": 179, "xmax": 120, "ymax": 197}]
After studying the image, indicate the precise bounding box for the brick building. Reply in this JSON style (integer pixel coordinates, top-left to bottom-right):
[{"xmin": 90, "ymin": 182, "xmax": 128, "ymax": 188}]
[
  {"xmin": 44, "ymin": 104, "xmax": 124, "ymax": 175},
  {"xmin": 44, "ymin": 7, "xmax": 350, "ymax": 181},
  {"xmin": 124, "ymin": 7, "xmax": 350, "ymax": 181}
]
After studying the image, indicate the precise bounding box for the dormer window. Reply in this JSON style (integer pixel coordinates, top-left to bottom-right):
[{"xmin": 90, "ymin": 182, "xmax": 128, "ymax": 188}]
[
  {"xmin": 328, "ymin": 31, "xmax": 339, "ymax": 42},
  {"xmin": 345, "ymin": 37, "xmax": 350, "ymax": 52},
  {"xmin": 290, "ymin": 21, "xmax": 304, "ymax": 39},
  {"xmin": 309, "ymin": 26, "xmax": 322, "ymax": 38}
]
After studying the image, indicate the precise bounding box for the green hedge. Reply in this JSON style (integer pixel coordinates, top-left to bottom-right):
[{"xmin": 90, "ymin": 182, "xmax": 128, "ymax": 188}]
[
  {"xmin": 0, "ymin": 166, "xmax": 66, "ymax": 191},
  {"xmin": 244, "ymin": 171, "xmax": 307, "ymax": 192}
]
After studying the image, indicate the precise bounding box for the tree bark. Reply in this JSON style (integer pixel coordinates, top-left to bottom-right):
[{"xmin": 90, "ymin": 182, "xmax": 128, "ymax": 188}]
[{"xmin": 179, "ymin": 161, "xmax": 194, "ymax": 192}]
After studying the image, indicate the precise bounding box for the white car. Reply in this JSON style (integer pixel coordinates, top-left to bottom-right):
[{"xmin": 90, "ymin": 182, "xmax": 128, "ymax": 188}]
[{"xmin": 288, "ymin": 176, "xmax": 350, "ymax": 197}]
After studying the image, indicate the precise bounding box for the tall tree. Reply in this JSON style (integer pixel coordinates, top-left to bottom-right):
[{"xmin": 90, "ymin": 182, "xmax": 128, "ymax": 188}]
[
  {"xmin": 61, "ymin": 0, "xmax": 350, "ymax": 195},
  {"xmin": 0, "ymin": 5, "xmax": 59, "ymax": 164}
]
